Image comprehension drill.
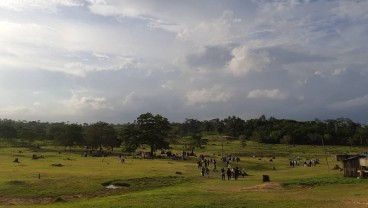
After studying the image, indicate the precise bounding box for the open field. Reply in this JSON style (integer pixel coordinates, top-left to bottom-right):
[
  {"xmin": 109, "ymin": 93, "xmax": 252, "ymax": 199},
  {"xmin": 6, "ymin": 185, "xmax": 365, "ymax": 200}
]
[{"xmin": 1, "ymin": 140, "xmax": 367, "ymax": 208}]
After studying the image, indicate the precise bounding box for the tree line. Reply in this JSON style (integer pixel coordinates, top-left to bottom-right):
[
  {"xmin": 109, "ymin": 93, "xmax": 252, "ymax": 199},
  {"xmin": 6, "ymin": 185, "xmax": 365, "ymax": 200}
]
[{"xmin": 1, "ymin": 114, "xmax": 367, "ymax": 154}]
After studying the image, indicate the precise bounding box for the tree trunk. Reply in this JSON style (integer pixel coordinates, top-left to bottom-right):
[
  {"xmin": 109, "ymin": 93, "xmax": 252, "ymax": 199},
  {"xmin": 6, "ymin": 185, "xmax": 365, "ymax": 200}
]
[{"xmin": 150, "ymin": 144, "xmax": 155, "ymax": 157}]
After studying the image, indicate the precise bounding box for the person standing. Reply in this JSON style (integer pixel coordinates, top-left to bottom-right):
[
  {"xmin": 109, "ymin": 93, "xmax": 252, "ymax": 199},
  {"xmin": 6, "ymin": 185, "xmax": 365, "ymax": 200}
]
[
  {"xmin": 221, "ymin": 168, "xmax": 225, "ymax": 180},
  {"xmin": 226, "ymin": 168, "xmax": 232, "ymax": 180}
]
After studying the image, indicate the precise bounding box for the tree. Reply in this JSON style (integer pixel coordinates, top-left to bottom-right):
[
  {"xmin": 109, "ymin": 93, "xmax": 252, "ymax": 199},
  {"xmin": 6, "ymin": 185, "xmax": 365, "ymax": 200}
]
[
  {"xmin": 19, "ymin": 127, "xmax": 39, "ymax": 146},
  {"xmin": 189, "ymin": 134, "xmax": 208, "ymax": 153},
  {"xmin": 239, "ymin": 135, "xmax": 247, "ymax": 148},
  {"xmin": 63, "ymin": 124, "xmax": 85, "ymax": 150},
  {"xmin": 120, "ymin": 123, "xmax": 141, "ymax": 152},
  {"xmin": 85, "ymin": 122, "xmax": 118, "ymax": 152},
  {"xmin": 280, "ymin": 135, "xmax": 292, "ymax": 145},
  {"xmin": 216, "ymin": 120, "xmax": 225, "ymax": 135},
  {"xmin": 223, "ymin": 116, "xmax": 245, "ymax": 137},
  {"xmin": 182, "ymin": 119, "xmax": 202, "ymax": 136},
  {"xmin": 46, "ymin": 123, "xmax": 84, "ymax": 150},
  {"xmin": 46, "ymin": 123, "xmax": 66, "ymax": 141},
  {"xmin": 120, "ymin": 113, "xmax": 171, "ymax": 155},
  {"xmin": 0, "ymin": 124, "xmax": 17, "ymax": 141},
  {"xmin": 136, "ymin": 113, "xmax": 171, "ymax": 156}
]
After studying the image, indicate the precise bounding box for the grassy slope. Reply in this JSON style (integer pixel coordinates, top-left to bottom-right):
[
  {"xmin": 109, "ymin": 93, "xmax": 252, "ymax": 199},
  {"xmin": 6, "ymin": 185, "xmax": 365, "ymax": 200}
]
[{"xmin": 0, "ymin": 141, "xmax": 367, "ymax": 208}]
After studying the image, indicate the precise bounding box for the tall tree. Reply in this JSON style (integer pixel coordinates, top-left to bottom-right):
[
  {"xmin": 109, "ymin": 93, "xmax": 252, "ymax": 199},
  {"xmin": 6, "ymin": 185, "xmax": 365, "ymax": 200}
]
[
  {"xmin": 189, "ymin": 134, "xmax": 208, "ymax": 153},
  {"xmin": 62, "ymin": 124, "xmax": 85, "ymax": 150},
  {"xmin": 86, "ymin": 122, "xmax": 118, "ymax": 152},
  {"xmin": 0, "ymin": 124, "xmax": 17, "ymax": 141},
  {"xmin": 136, "ymin": 113, "xmax": 171, "ymax": 156},
  {"xmin": 223, "ymin": 116, "xmax": 245, "ymax": 137},
  {"xmin": 46, "ymin": 123, "xmax": 66, "ymax": 141},
  {"xmin": 182, "ymin": 119, "xmax": 202, "ymax": 136},
  {"xmin": 19, "ymin": 127, "xmax": 39, "ymax": 146},
  {"xmin": 121, "ymin": 123, "xmax": 141, "ymax": 152}
]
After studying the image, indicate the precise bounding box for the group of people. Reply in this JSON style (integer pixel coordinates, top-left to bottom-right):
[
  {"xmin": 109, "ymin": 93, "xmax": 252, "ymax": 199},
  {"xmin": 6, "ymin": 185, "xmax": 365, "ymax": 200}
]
[
  {"xmin": 197, "ymin": 154, "xmax": 247, "ymax": 180},
  {"xmin": 197, "ymin": 154, "xmax": 218, "ymax": 175},
  {"xmin": 221, "ymin": 167, "xmax": 247, "ymax": 180},
  {"xmin": 222, "ymin": 154, "xmax": 241, "ymax": 166},
  {"xmin": 289, "ymin": 157, "xmax": 320, "ymax": 167}
]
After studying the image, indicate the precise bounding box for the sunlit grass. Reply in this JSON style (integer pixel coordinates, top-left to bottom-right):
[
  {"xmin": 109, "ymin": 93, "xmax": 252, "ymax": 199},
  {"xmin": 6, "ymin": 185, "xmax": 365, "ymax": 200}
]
[{"xmin": 0, "ymin": 141, "xmax": 367, "ymax": 208}]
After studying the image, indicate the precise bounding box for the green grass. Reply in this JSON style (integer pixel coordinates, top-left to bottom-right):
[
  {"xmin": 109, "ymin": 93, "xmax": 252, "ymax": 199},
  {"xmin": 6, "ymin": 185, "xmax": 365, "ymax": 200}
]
[{"xmin": 0, "ymin": 141, "xmax": 367, "ymax": 208}]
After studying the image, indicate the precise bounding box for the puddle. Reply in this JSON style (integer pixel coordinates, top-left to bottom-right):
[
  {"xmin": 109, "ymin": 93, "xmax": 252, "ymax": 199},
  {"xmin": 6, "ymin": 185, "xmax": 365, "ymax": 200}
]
[{"xmin": 105, "ymin": 185, "xmax": 120, "ymax": 189}]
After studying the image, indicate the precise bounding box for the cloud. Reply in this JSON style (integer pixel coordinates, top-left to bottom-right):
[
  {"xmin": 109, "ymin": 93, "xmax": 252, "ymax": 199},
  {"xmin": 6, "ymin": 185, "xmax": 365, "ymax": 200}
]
[
  {"xmin": 0, "ymin": 106, "xmax": 35, "ymax": 115},
  {"xmin": 1, "ymin": 1, "xmax": 368, "ymax": 124},
  {"xmin": 0, "ymin": 19, "xmax": 139, "ymax": 76},
  {"xmin": 247, "ymin": 89, "xmax": 288, "ymax": 100},
  {"xmin": 186, "ymin": 45, "xmax": 232, "ymax": 70},
  {"xmin": 332, "ymin": 1, "xmax": 368, "ymax": 21},
  {"xmin": 330, "ymin": 95, "xmax": 368, "ymax": 110},
  {"xmin": 87, "ymin": 0, "xmax": 186, "ymax": 34},
  {"xmin": 332, "ymin": 68, "xmax": 346, "ymax": 76},
  {"xmin": 63, "ymin": 55, "xmax": 138, "ymax": 76},
  {"xmin": 185, "ymin": 85, "xmax": 230, "ymax": 106},
  {"xmin": 64, "ymin": 92, "xmax": 112, "ymax": 111},
  {"xmin": 177, "ymin": 10, "xmax": 236, "ymax": 45},
  {"xmin": 226, "ymin": 46, "xmax": 271, "ymax": 76},
  {"xmin": 0, "ymin": 0, "xmax": 84, "ymax": 12},
  {"xmin": 121, "ymin": 92, "xmax": 141, "ymax": 106},
  {"xmin": 161, "ymin": 81, "xmax": 174, "ymax": 90}
]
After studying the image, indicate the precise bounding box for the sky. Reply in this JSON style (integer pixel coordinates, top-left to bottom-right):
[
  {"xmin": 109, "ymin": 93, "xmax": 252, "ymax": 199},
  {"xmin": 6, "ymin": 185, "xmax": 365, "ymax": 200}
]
[{"xmin": 0, "ymin": 0, "xmax": 368, "ymax": 124}]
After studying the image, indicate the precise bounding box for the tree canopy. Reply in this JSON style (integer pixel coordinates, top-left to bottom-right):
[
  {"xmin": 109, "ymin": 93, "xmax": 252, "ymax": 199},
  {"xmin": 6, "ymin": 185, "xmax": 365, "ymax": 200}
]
[{"xmin": 1, "ymin": 115, "xmax": 367, "ymax": 150}]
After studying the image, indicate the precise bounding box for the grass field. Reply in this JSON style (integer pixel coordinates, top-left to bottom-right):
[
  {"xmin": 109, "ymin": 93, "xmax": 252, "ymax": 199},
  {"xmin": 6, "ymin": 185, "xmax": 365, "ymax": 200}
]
[{"xmin": 0, "ymin": 140, "xmax": 367, "ymax": 208}]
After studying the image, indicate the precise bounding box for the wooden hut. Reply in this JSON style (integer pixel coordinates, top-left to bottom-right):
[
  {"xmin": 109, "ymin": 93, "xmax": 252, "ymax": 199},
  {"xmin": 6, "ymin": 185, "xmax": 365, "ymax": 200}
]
[
  {"xmin": 336, "ymin": 154, "xmax": 358, "ymax": 162},
  {"xmin": 342, "ymin": 155, "xmax": 368, "ymax": 178}
]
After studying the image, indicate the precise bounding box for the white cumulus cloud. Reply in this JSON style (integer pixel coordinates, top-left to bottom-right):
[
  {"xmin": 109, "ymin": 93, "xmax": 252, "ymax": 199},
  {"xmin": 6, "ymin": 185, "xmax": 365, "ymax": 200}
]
[
  {"xmin": 185, "ymin": 85, "xmax": 230, "ymax": 106},
  {"xmin": 64, "ymin": 94, "xmax": 112, "ymax": 110},
  {"xmin": 247, "ymin": 89, "xmax": 288, "ymax": 100},
  {"xmin": 226, "ymin": 46, "xmax": 271, "ymax": 76}
]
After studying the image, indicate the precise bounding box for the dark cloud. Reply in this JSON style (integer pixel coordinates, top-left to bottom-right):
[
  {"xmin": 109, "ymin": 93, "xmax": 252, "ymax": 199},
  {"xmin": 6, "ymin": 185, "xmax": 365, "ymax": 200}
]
[{"xmin": 186, "ymin": 45, "xmax": 233, "ymax": 69}]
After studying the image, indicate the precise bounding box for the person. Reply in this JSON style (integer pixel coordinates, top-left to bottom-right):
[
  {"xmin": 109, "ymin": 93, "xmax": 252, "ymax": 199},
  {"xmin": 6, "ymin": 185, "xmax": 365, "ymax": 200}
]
[
  {"xmin": 221, "ymin": 168, "xmax": 225, "ymax": 180},
  {"xmin": 197, "ymin": 160, "xmax": 202, "ymax": 169},
  {"xmin": 201, "ymin": 166, "xmax": 205, "ymax": 176},
  {"xmin": 213, "ymin": 159, "xmax": 217, "ymax": 172},
  {"xmin": 205, "ymin": 167, "xmax": 210, "ymax": 178},
  {"xmin": 226, "ymin": 168, "xmax": 232, "ymax": 180},
  {"xmin": 234, "ymin": 167, "xmax": 240, "ymax": 180}
]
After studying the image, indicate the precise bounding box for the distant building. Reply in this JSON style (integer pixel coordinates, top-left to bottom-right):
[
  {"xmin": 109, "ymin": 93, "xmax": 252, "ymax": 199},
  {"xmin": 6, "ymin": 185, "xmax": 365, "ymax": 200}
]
[{"xmin": 340, "ymin": 155, "xmax": 368, "ymax": 178}]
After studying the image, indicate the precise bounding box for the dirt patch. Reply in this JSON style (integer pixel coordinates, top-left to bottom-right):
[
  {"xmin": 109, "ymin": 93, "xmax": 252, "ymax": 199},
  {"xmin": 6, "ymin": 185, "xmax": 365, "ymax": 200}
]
[{"xmin": 240, "ymin": 182, "xmax": 284, "ymax": 191}]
